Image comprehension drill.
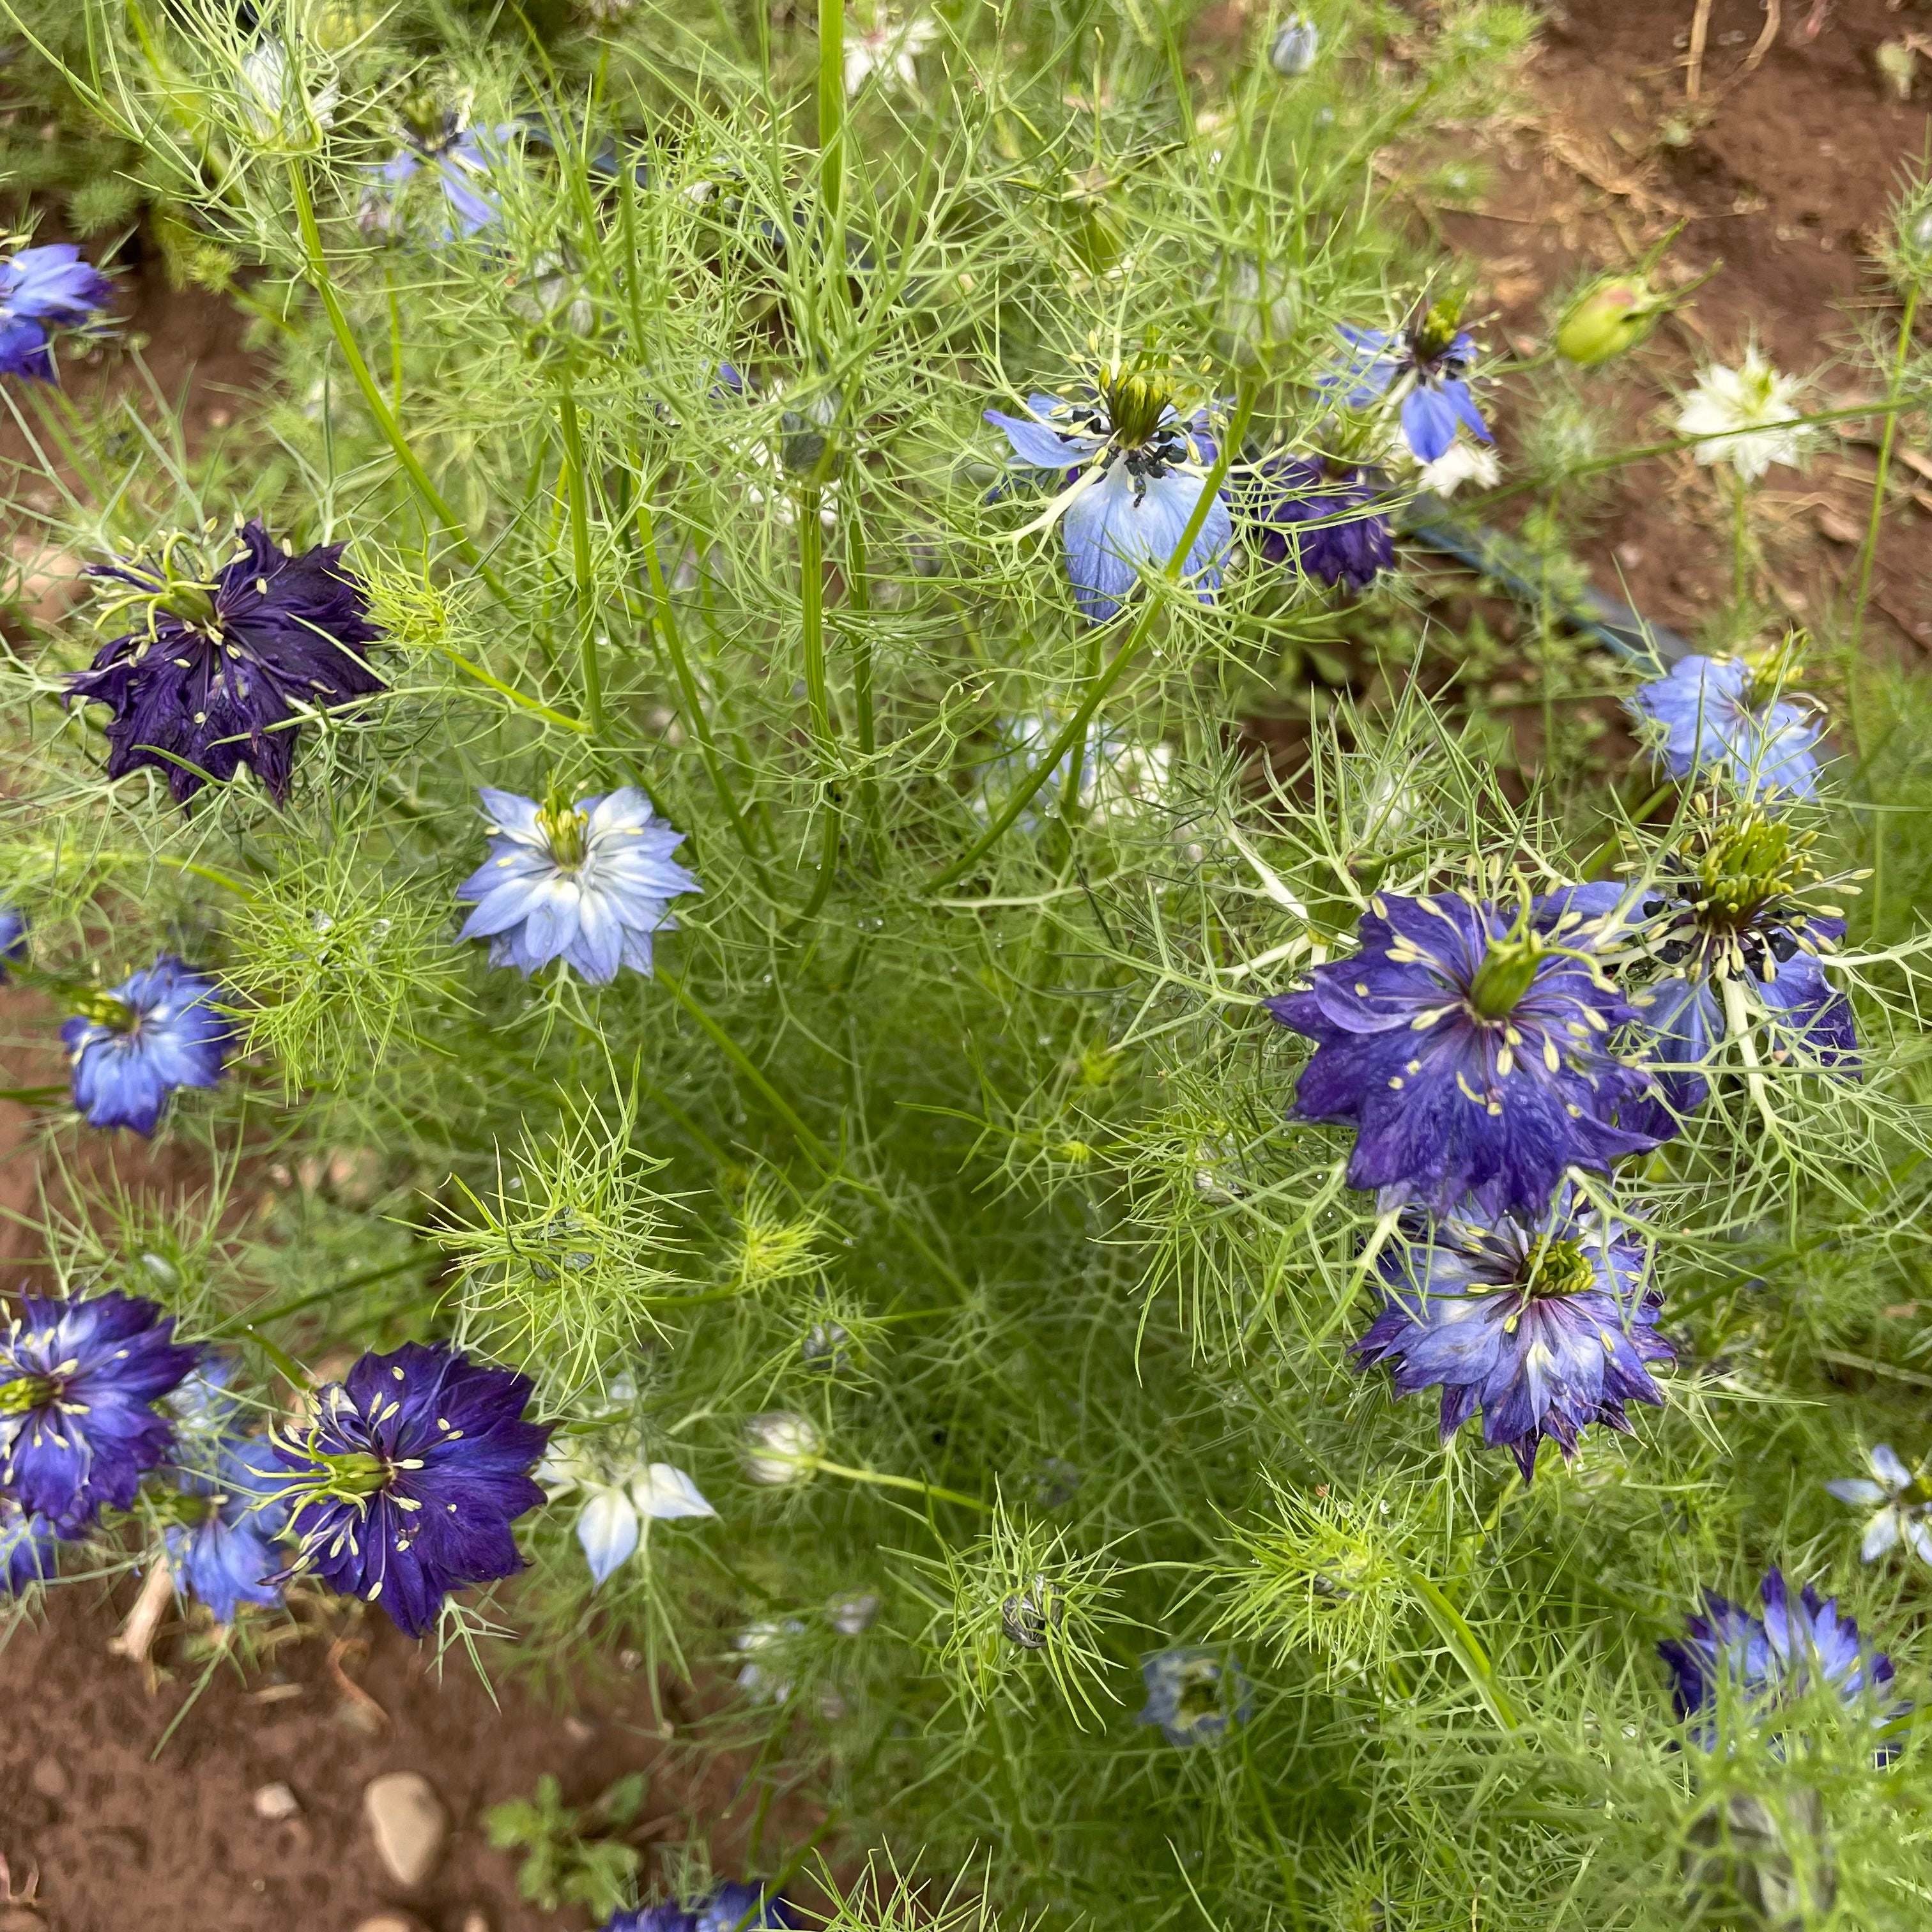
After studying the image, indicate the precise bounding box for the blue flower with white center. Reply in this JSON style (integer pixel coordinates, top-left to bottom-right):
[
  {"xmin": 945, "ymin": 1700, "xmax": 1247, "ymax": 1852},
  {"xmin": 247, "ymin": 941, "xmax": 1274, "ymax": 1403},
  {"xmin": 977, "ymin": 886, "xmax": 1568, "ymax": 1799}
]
[
  {"xmin": 0, "ymin": 1495, "xmax": 58, "ymax": 1595},
  {"xmin": 270, "ymin": 1341, "xmax": 551, "ymax": 1639},
  {"xmin": 1136, "ymin": 1644, "xmax": 1252, "ymax": 1747},
  {"xmin": 1234, "ymin": 454, "xmax": 1393, "ymax": 592},
  {"xmin": 165, "ymin": 1438, "xmax": 291, "ymax": 1623},
  {"xmin": 1355, "ymin": 1185, "xmax": 1672, "ymax": 1480},
  {"xmin": 1629, "ymin": 654, "xmax": 1823, "ymax": 800},
  {"xmin": 368, "ymin": 111, "xmax": 512, "ymax": 240},
  {"xmin": 0, "ymin": 1291, "xmax": 197, "ymax": 1532},
  {"xmin": 985, "ymin": 363, "xmax": 1232, "ymax": 624},
  {"xmin": 1659, "ymin": 1569, "xmax": 1903, "ymax": 1756},
  {"xmin": 60, "ymin": 955, "xmax": 233, "ymax": 1136},
  {"xmin": 0, "ymin": 242, "xmax": 113, "ymax": 382},
  {"xmin": 456, "ymin": 786, "xmax": 701, "ymax": 985},
  {"xmin": 1624, "ymin": 801, "xmax": 1856, "ymax": 1125},
  {"xmin": 1324, "ymin": 305, "xmax": 1491, "ymax": 464},
  {"xmin": 1828, "ymin": 1445, "xmax": 1932, "ymax": 1568},
  {"xmin": 1265, "ymin": 888, "xmax": 1667, "ymax": 1219}
]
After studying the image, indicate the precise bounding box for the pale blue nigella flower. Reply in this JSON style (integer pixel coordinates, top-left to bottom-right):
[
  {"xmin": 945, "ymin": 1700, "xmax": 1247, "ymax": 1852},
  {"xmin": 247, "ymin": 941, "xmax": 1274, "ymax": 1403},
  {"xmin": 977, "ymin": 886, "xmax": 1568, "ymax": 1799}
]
[
  {"xmin": 1828, "ymin": 1445, "xmax": 1932, "ymax": 1567},
  {"xmin": 456, "ymin": 786, "xmax": 700, "ymax": 985},
  {"xmin": 60, "ymin": 956, "xmax": 233, "ymax": 1135},
  {"xmin": 985, "ymin": 364, "xmax": 1232, "ymax": 624},
  {"xmin": 0, "ymin": 904, "xmax": 26, "ymax": 979},
  {"xmin": 165, "ymin": 1438, "xmax": 292, "ymax": 1622},
  {"xmin": 1137, "ymin": 1644, "xmax": 1251, "ymax": 1745},
  {"xmin": 0, "ymin": 1496, "xmax": 58, "ymax": 1595},
  {"xmin": 1628, "ymin": 654, "xmax": 1822, "ymax": 799},
  {"xmin": 1324, "ymin": 305, "xmax": 1489, "ymax": 464},
  {"xmin": 368, "ymin": 114, "xmax": 512, "ymax": 240}
]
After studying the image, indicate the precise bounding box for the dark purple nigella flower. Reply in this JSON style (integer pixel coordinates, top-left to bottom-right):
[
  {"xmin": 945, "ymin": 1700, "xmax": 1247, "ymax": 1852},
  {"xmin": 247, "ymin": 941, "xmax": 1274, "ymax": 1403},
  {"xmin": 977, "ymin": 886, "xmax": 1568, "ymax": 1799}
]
[
  {"xmin": 1355, "ymin": 1184, "xmax": 1672, "ymax": 1479},
  {"xmin": 1136, "ymin": 1644, "xmax": 1252, "ymax": 1747},
  {"xmin": 604, "ymin": 1892, "xmax": 792, "ymax": 1932},
  {"xmin": 1266, "ymin": 889, "xmax": 1667, "ymax": 1218},
  {"xmin": 602, "ymin": 1912, "xmax": 695, "ymax": 1932},
  {"xmin": 1322, "ymin": 305, "xmax": 1490, "ymax": 463},
  {"xmin": 0, "ymin": 1495, "xmax": 59, "ymax": 1595},
  {"xmin": 0, "ymin": 1291, "xmax": 197, "ymax": 1532},
  {"xmin": 1629, "ymin": 655, "xmax": 1821, "ymax": 800},
  {"xmin": 61, "ymin": 954, "xmax": 232, "ymax": 1135},
  {"xmin": 0, "ymin": 905, "xmax": 26, "ymax": 980},
  {"xmin": 0, "ymin": 243, "xmax": 113, "ymax": 382},
  {"xmin": 165, "ymin": 1438, "xmax": 291, "ymax": 1623},
  {"xmin": 1235, "ymin": 454, "xmax": 1393, "ymax": 591},
  {"xmin": 1659, "ymin": 1569, "xmax": 1903, "ymax": 1756},
  {"xmin": 66, "ymin": 519, "xmax": 385, "ymax": 807},
  {"xmin": 1627, "ymin": 804, "xmax": 1855, "ymax": 1126},
  {"xmin": 270, "ymin": 1342, "xmax": 551, "ymax": 1639}
]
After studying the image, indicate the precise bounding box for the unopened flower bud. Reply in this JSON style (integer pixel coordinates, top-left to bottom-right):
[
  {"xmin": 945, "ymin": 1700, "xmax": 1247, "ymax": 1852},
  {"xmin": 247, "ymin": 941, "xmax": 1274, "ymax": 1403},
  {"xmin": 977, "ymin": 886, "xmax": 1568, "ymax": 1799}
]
[
  {"xmin": 999, "ymin": 1574, "xmax": 1066, "ymax": 1650},
  {"xmin": 743, "ymin": 1410, "xmax": 822, "ymax": 1484},
  {"xmin": 1556, "ymin": 273, "xmax": 1670, "ymax": 367},
  {"xmin": 1269, "ymin": 14, "xmax": 1319, "ymax": 77},
  {"xmin": 801, "ymin": 1320, "xmax": 852, "ymax": 1371}
]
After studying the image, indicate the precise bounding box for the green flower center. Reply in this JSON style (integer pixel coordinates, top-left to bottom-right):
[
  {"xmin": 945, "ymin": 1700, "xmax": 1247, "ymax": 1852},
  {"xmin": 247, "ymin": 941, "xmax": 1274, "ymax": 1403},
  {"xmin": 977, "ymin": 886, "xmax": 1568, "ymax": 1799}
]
[
  {"xmin": 1526, "ymin": 1238, "xmax": 1595, "ymax": 1301},
  {"xmin": 1468, "ymin": 935, "xmax": 1544, "ymax": 1020},
  {"xmin": 537, "ymin": 791, "xmax": 590, "ymax": 870},
  {"xmin": 72, "ymin": 992, "xmax": 135, "ymax": 1034},
  {"xmin": 1411, "ymin": 299, "xmax": 1464, "ymax": 364},
  {"xmin": 1173, "ymin": 1666, "xmax": 1223, "ymax": 1722},
  {"xmin": 0, "ymin": 1374, "xmax": 57, "ymax": 1414},
  {"xmin": 1099, "ymin": 365, "xmax": 1178, "ymax": 448},
  {"xmin": 1695, "ymin": 813, "xmax": 1812, "ymax": 930}
]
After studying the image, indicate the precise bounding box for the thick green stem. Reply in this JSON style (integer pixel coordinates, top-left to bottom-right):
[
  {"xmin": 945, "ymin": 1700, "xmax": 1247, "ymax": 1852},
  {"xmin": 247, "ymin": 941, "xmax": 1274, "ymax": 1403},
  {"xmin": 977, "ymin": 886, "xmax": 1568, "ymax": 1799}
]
[
  {"xmin": 799, "ymin": 488, "xmax": 841, "ymax": 912},
  {"xmin": 846, "ymin": 513, "xmax": 883, "ymax": 861},
  {"xmin": 816, "ymin": 0, "xmax": 845, "ymax": 226},
  {"xmin": 555, "ymin": 382, "xmax": 607, "ymax": 740}
]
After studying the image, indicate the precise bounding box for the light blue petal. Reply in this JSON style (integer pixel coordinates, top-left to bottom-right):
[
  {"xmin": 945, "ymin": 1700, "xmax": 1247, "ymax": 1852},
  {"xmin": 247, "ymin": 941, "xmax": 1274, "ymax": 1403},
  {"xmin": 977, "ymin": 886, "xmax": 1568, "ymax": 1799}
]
[
  {"xmin": 985, "ymin": 409, "xmax": 1091, "ymax": 471},
  {"xmin": 1401, "ymin": 386, "xmax": 1459, "ymax": 463},
  {"xmin": 576, "ymin": 1487, "xmax": 640, "ymax": 1586}
]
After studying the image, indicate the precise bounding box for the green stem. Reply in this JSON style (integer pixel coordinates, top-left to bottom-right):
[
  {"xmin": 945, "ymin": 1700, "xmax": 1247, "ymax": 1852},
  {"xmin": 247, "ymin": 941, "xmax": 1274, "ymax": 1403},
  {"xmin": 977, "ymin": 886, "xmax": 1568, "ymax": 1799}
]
[
  {"xmin": 800, "ymin": 488, "xmax": 841, "ymax": 911},
  {"xmin": 1731, "ymin": 472, "xmax": 1750, "ymax": 610},
  {"xmin": 801, "ymin": 1455, "xmax": 991, "ymax": 1512},
  {"xmin": 930, "ymin": 383, "xmax": 1255, "ymax": 888},
  {"xmin": 555, "ymin": 381, "xmax": 607, "ymax": 740},
  {"xmin": 1407, "ymin": 1569, "xmax": 1521, "ymax": 1733},
  {"xmin": 846, "ymin": 512, "xmax": 884, "ymax": 862},
  {"xmin": 1853, "ymin": 284, "xmax": 1919, "ymax": 652},
  {"xmin": 816, "ymin": 0, "xmax": 846, "ymax": 226}
]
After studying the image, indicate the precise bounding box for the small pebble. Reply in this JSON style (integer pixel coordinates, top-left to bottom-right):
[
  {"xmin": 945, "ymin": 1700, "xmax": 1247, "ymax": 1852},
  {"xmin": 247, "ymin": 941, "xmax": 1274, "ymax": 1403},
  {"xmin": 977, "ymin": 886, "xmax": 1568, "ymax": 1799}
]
[
  {"xmin": 253, "ymin": 1781, "xmax": 301, "ymax": 1821},
  {"xmin": 352, "ymin": 1917, "xmax": 426, "ymax": 1932},
  {"xmin": 362, "ymin": 1770, "xmax": 449, "ymax": 1888},
  {"xmin": 29, "ymin": 1754, "xmax": 68, "ymax": 1798},
  {"xmin": 461, "ymin": 1913, "xmax": 491, "ymax": 1932}
]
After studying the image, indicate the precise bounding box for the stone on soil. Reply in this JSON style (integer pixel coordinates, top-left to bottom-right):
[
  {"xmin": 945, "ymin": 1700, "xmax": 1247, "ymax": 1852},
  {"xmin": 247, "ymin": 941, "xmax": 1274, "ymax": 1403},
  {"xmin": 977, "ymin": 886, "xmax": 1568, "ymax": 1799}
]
[
  {"xmin": 361, "ymin": 1770, "xmax": 449, "ymax": 1887},
  {"xmin": 253, "ymin": 1781, "xmax": 301, "ymax": 1821}
]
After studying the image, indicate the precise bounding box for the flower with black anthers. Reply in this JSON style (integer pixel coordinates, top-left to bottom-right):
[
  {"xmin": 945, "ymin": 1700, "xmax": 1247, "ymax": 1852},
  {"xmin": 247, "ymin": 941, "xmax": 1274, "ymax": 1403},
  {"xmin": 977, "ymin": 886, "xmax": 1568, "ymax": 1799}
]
[
  {"xmin": 0, "ymin": 241, "xmax": 113, "ymax": 381},
  {"xmin": 165, "ymin": 1438, "xmax": 291, "ymax": 1623},
  {"xmin": 985, "ymin": 360, "xmax": 1232, "ymax": 624},
  {"xmin": 0, "ymin": 1495, "xmax": 58, "ymax": 1595},
  {"xmin": 1266, "ymin": 887, "xmax": 1667, "ymax": 1218},
  {"xmin": 455, "ymin": 786, "xmax": 700, "ymax": 985},
  {"xmin": 1355, "ymin": 1185, "xmax": 1673, "ymax": 1479},
  {"xmin": 1234, "ymin": 454, "xmax": 1393, "ymax": 592},
  {"xmin": 66, "ymin": 520, "xmax": 385, "ymax": 806},
  {"xmin": 1622, "ymin": 800, "xmax": 1856, "ymax": 1123},
  {"xmin": 1629, "ymin": 653, "xmax": 1823, "ymax": 799},
  {"xmin": 270, "ymin": 1342, "xmax": 551, "ymax": 1638},
  {"xmin": 1136, "ymin": 1644, "xmax": 1251, "ymax": 1747},
  {"xmin": 0, "ymin": 1291, "xmax": 196, "ymax": 1531},
  {"xmin": 61, "ymin": 954, "xmax": 233, "ymax": 1136},
  {"xmin": 1660, "ymin": 1568, "xmax": 1903, "ymax": 1754},
  {"xmin": 1323, "ymin": 303, "xmax": 1491, "ymax": 464}
]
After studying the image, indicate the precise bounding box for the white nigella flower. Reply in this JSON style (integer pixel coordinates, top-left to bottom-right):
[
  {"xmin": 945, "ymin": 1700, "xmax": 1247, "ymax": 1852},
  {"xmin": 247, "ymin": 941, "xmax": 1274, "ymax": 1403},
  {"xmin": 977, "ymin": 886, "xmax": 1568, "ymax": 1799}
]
[
  {"xmin": 542, "ymin": 1445, "xmax": 717, "ymax": 1588},
  {"xmin": 734, "ymin": 1617, "xmax": 806, "ymax": 1701},
  {"xmin": 742, "ymin": 1411, "xmax": 822, "ymax": 1485},
  {"xmin": 1827, "ymin": 1444, "xmax": 1932, "ymax": 1565},
  {"xmin": 975, "ymin": 713, "xmax": 1174, "ymax": 830},
  {"xmin": 238, "ymin": 39, "xmax": 339, "ymax": 144},
  {"xmin": 827, "ymin": 1588, "xmax": 881, "ymax": 1634},
  {"xmin": 1415, "ymin": 440, "xmax": 1501, "ymax": 496},
  {"xmin": 1675, "ymin": 348, "xmax": 1809, "ymax": 484},
  {"xmin": 843, "ymin": 10, "xmax": 940, "ymax": 96}
]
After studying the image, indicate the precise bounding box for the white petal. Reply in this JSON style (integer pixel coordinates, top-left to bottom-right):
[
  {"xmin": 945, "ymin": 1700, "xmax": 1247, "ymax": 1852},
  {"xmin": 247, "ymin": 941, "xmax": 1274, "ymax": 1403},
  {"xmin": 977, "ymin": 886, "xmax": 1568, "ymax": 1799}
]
[
  {"xmin": 576, "ymin": 1487, "xmax": 641, "ymax": 1585},
  {"xmin": 1827, "ymin": 1478, "xmax": 1887, "ymax": 1506},
  {"xmin": 1861, "ymin": 1510, "xmax": 1902, "ymax": 1563},
  {"xmin": 632, "ymin": 1463, "xmax": 717, "ymax": 1520}
]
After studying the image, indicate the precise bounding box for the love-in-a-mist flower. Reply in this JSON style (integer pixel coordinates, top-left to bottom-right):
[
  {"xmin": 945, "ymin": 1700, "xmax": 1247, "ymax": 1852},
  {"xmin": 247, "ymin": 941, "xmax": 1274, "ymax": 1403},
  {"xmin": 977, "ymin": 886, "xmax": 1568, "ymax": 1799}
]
[
  {"xmin": 455, "ymin": 786, "xmax": 700, "ymax": 984},
  {"xmin": 165, "ymin": 1439, "xmax": 291, "ymax": 1623},
  {"xmin": 0, "ymin": 1496, "xmax": 58, "ymax": 1595},
  {"xmin": 1676, "ymin": 348, "xmax": 1807, "ymax": 483},
  {"xmin": 1625, "ymin": 800, "xmax": 1856, "ymax": 1121},
  {"xmin": 0, "ymin": 1292, "xmax": 196, "ymax": 1531},
  {"xmin": 973, "ymin": 712, "xmax": 1174, "ymax": 829},
  {"xmin": 1324, "ymin": 303, "xmax": 1491, "ymax": 464},
  {"xmin": 61, "ymin": 956, "xmax": 232, "ymax": 1136},
  {"xmin": 0, "ymin": 242, "xmax": 113, "ymax": 381},
  {"xmin": 1355, "ymin": 1186, "xmax": 1673, "ymax": 1479},
  {"xmin": 1235, "ymin": 455, "xmax": 1392, "ymax": 592},
  {"xmin": 270, "ymin": 1342, "xmax": 551, "ymax": 1637},
  {"xmin": 843, "ymin": 8, "xmax": 939, "ymax": 94},
  {"xmin": 367, "ymin": 107, "xmax": 511, "ymax": 240},
  {"xmin": 1659, "ymin": 1569, "xmax": 1901, "ymax": 1753},
  {"xmin": 1268, "ymin": 13, "xmax": 1319, "ymax": 76},
  {"xmin": 602, "ymin": 1883, "xmax": 794, "ymax": 1932},
  {"xmin": 1828, "ymin": 1445, "xmax": 1932, "ymax": 1567},
  {"xmin": 540, "ymin": 1442, "xmax": 716, "ymax": 1588},
  {"xmin": 742, "ymin": 1411, "xmax": 821, "ymax": 1485},
  {"xmin": 66, "ymin": 520, "xmax": 385, "ymax": 806},
  {"xmin": 985, "ymin": 362, "xmax": 1232, "ymax": 624},
  {"xmin": 1629, "ymin": 654, "xmax": 1823, "ymax": 799},
  {"xmin": 0, "ymin": 905, "xmax": 26, "ymax": 979},
  {"xmin": 1266, "ymin": 889, "xmax": 1666, "ymax": 1218},
  {"xmin": 1136, "ymin": 1645, "xmax": 1252, "ymax": 1746}
]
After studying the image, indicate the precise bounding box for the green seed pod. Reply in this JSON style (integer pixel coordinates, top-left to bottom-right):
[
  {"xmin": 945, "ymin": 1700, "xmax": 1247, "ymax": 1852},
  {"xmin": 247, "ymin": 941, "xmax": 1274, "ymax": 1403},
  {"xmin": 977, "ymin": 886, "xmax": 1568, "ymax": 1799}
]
[{"xmin": 1555, "ymin": 273, "xmax": 1670, "ymax": 366}]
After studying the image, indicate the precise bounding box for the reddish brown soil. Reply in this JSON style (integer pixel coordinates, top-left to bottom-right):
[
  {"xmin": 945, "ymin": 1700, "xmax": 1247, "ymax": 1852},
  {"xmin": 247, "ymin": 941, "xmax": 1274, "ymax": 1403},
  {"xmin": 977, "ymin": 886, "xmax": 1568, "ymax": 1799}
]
[{"xmin": 0, "ymin": 1589, "xmax": 821, "ymax": 1932}]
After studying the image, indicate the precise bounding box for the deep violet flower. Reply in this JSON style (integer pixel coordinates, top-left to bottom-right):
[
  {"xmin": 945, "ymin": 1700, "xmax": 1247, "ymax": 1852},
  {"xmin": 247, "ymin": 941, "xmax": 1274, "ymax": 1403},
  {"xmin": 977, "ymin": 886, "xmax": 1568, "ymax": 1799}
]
[
  {"xmin": 0, "ymin": 242, "xmax": 113, "ymax": 381},
  {"xmin": 0, "ymin": 904, "xmax": 26, "ymax": 979},
  {"xmin": 1629, "ymin": 654, "xmax": 1823, "ymax": 799},
  {"xmin": 1136, "ymin": 1645, "xmax": 1252, "ymax": 1747},
  {"xmin": 165, "ymin": 1438, "xmax": 291, "ymax": 1623},
  {"xmin": 455, "ymin": 786, "xmax": 700, "ymax": 984},
  {"xmin": 1355, "ymin": 1186, "xmax": 1673, "ymax": 1479},
  {"xmin": 1235, "ymin": 454, "xmax": 1393, "ymax": 591},
  {"xmin": 1660, "ymin": 1569, "xmax": 1902, "ymax": 1754},
  {"xmin": 1625, "ymin": 802, "xmax": 1856, "ymax": 1123},
  {"xmin": 0, "ymin": 1496, "xmax": 58, "ymax": 1595},
  {"xmin": 0, "ymin": 1291, "xmax": 197, "ymax": 1531},
  {"xmin": 1324, "ymin": 305, "xmax": 1490, "ymax": 464},
  {"xmin": 270, "ymin": 1342, "xmax": 551, "ymax": 1638},
  {"xmin": 986, "ymin": 363, "xmax": 1232, "ymax": 624},
  {"xmin": 66, "ymin": 520, "xmax": 385, "ymax": 806},
  {"xmin": 602, "ymin": 1887, "xmax": 793, "ymax": 1932},
  {"xmin": 61, "ymin": 955, "xmax": 232, "ymax": 1136},
  {"xmin": 1265, "ymin": 889, "xmax": 1667, "ymax": 1218}
]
